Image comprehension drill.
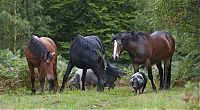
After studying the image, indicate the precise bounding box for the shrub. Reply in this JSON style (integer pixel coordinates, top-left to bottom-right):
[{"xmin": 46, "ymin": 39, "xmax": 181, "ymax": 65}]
[
  {"xmin": 0, "ymin": 49, "xmax": 29, "ymax": 91},
  {"xmin": 172, "ymin": 49, "xmax": 200, "ymax": 87}
]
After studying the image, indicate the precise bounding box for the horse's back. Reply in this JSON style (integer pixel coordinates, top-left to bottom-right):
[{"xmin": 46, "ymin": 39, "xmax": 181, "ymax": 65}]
[
  {"xmin": 41, "ymin": 37, "xmax": 57, "ymax": 50},
  {"xmin": 69, "ymin": 36, "xmax": 105, "ymax": 66},
  {"xmin": 25, "ymin": 36, "xmax": 57, "ymax": 65},
  {"xmin": 39, "ymin": 37, "xmax": 57, "ymax": 53},
  {"xmin": 84, "ymin": 36, "xmax": 105, "ymax": 53},
  {"xmin": 150, "ymin": 31, "xmax": 175, "ymax": 62},
  {"xmin": 150, "ymin": 31, "xmax": 175, "ymax": 50},
  {"xmin": 70, "ymin": 36, "xmax": 105, "ymax": 57}
]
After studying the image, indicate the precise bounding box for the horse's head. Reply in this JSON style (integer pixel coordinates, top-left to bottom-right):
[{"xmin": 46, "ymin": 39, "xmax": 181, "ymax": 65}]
[
  {"xmin": 105, "ymin": 62, "xmax": 125, "ymax": 88},
  {"xmin": 106, "ymin": 61, "xmax": 125, "ymax": 78},
  {"xmin": 95, "ymin": 50, "xmax": 108, "ymax": 91},
  {"xmin": 40, "ymin": 51, "xmax": 56, "ymax": 90},
  {"xmin": 111, "ymin": 33, "xmax": 125, "ymax": 61}
]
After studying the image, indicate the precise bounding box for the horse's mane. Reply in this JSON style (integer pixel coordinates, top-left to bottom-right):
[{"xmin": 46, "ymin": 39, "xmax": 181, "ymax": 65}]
[
  {"xmin": 112, "ymin": 31, "xmax": 149, "ymax": 41},
  {"xmin": 28, "ymin": 35, "xmax": 49, "ymax": 60},
  {"xmin": 112, "ymin": 31, "xmax": 149, "ymax": 49},
  {"xmin": 70, "ymin": 35, "xmax": 105, "ymax": 55}
]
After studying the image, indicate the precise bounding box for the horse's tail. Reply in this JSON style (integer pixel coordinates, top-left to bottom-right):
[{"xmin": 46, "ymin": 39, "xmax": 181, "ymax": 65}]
[{"xmin": 165, "ymin": 32, "xmax": 175, "ymax": 55}]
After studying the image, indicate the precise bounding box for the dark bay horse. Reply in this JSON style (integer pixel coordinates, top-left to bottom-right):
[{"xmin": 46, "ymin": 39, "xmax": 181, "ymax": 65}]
[
  {"xmin": 111, "ymin": 31, "xmax": 175, "ymax": 90},
  {"xmin": 25, "ymin": 35, "xmax": 58, "ymax": 94},
  {"xmin": 60, "ymin": 35, "xmax": 107, "ymax": 92}
]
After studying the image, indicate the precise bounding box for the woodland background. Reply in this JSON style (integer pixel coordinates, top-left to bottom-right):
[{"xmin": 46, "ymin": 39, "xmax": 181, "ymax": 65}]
[{"xmin": 0, "ymin": 0, "xmax": 199, "ymax": 91}]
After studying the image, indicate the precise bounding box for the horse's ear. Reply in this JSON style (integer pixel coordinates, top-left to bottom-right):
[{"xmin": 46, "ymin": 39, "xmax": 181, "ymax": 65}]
[
  {"xmin": 51, "ymin": 52, "xmax": 55, "ymax": 56},
  {"xmin": 112, "ymin": 33, "xmax": 114, "ymax": 38},
  {"xmin": 97, "ymin": 56, "xmax": 103, "ymax": 64},
  {"xmin": 111, "ymin": 34, "xmax": 115, "ymax": 42},
  {"xmin": 45, "ymin": 51, "xmax": 51, "ymax": 63},
  {"xmin": 46, "ymin": 51, "xmax": 50, "ymax": 58},
  {"xmin": 120, "ymin": 33, "xmax": 126, "ymax": 41}
]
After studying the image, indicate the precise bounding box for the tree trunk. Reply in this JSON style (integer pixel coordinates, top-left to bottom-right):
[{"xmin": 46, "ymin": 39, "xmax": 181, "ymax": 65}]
[{"xmin": 13, "ymin": 0, "xmax": 17, "ymax": 53}]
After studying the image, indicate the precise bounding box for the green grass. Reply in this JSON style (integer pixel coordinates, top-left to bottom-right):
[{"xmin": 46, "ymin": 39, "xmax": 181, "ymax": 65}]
[{"xmin": 0, "ymin": 86, "xmax": 199, "ymax": 110}]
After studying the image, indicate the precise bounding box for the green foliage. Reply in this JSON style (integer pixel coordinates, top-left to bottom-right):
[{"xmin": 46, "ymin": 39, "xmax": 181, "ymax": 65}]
[
  {"xmin": 0, "ymin": 49, "xmax": 29, "ymax": 90},
  {"xmin": 44, "ymin": 0, "xmax": 138, "ymax": 61},
  {"xmin": 0, "ymin": 0, "xmax": 52, "ymax": 52},
  {"xmin": 0, "ymin": 0, "xmax": 199, "ymax": 88},
  {"xmin": 0, "ymin": 49, "xmax": 27, "ymax": 79},
  {"xmin": 57, "ymin": 55, "xmax": 67, "ymax": 81},
  {"xmin": 0, "ymin": 10, "xmax": 30, "ymax": 50}
]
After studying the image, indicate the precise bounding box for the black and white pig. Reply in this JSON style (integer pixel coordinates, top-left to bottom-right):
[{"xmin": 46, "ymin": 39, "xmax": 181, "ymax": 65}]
[{"xmin": 129, "ymin": 72, "xmax": 147, "ymax": 95}]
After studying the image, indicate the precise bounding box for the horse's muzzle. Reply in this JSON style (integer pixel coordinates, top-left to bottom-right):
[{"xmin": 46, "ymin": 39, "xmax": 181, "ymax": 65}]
[{"xmin": 113, "ymin": 55, "xmax": 119, "ymax": 61}]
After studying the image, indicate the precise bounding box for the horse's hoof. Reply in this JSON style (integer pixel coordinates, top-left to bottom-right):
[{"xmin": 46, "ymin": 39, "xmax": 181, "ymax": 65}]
[
  {"xmin": 31, "ymin": 90, "xmax": 36, "ymax": 95},
  {"xmin": 60, "ymin": 87, "xmax": 64, "ymax": 92},
  {"xmin": 159, "ymin": 87, "xmax": 164, "ymax": 90},
  {"xmin": 97, "ymin": 88, "xmax": 104, "ymax": 92},
  {"xmin": 153, "ymin": 89, "xmax": 157, "ymax": 93},
  {"xmin": 53, "ymin": 89, "xmax": 57, "ymax": 93},
  {"xmin": 153, "ymin": 86, "xmax": 157, "ymax": 91},
  {"xmin": 163, "ymin": 87, "xmax": 169, "ymax": 90},
  {"xmin": 39, "ymin": 92, "xmax": 44, "ymax": 95}
]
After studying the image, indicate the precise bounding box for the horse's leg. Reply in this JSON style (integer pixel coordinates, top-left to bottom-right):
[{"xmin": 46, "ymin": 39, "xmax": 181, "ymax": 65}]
[
  {"xmin": 134, "ymin": 89, "xmax": 137, "ymax": 95},
  {"xmin": 139, "ymin": 88, "xmax": 142, "ymax": 94},
  {"xmin": 92, "ymin": 69, "xmax": 104, "ymax": 91},
  {"xmin": 132, "ymin": 62, "xmax": 139, "ymax": 73},
  {"xmin": 53, "ymin": 58, "xmax": 58, "ymax": 93},
  {"xmin": 38, "ymin": 68, "xmax": 45, "ymax": 94},
  {"xmin": 164, "ymin": 58, "xmax": 171, "ymax": 89},
  {"xmin": 147, "ymin": 66, "xmax": 157, "ymax": 91},
  {"xmin": 28, "ymin": 62, "xmax": 36, "ymax": 95},
  {"xmin": 146, "ymin": 60, "xmax": 156, "ymax": 91},
  {"xmin": 60, "ymin": 62, "xmax": 74, "ymax": 92},
  {"xmin": 156, "ymin": 62, "xmax": 164, "ymax": 89},
  {"xmin": 167, "ymin": 58, "xmax": 172, "ymax": 89},
  {"xmin": 142, "ymin": 80, "xmax": 147, "ymax": 93},
  {"xmin": 81, "ymin": 69, "xmax": 87, "ymax": 91}
]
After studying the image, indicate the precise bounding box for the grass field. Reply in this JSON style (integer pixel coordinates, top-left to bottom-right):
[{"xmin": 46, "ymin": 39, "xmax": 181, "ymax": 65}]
[{"xmin": 0, "ymin": 86, "xmax": 199, "ymax": 110}]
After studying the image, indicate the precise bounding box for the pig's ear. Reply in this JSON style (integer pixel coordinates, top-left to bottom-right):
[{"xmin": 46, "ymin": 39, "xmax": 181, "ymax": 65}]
[
  {"xmin": 129, "ymin": 78, "xmax": 133, "ymax": 84},
  {"xmin": 137, "ymin": 78, "xmax": 143, "ymax": 84}
]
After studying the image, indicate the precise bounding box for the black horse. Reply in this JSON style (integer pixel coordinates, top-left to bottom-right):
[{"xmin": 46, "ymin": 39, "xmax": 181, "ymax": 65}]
[
  {"xmin": 105, "ymin": 61, "xmax": 124, "ymax": 90},
  {"xmin": 112, "ymin": 31, "xmax": 175, "ymax": 90},
  {"xmin": 60, "ymin": 35, "xmax": 107, "ymax": 91}
]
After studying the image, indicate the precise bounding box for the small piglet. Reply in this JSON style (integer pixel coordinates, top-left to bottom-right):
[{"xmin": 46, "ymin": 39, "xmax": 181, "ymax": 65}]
[{"xmin": 129, "ymin": 72, "xmax": 147, "ymax": 95}]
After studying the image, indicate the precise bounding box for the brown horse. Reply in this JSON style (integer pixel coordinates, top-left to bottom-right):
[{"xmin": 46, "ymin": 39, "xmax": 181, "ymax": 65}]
[
  {"xmin": 112, "ymin": 31, "xmax": 175, "ymax": 90},
  {"xmin": 25, "ymin": 35, "xmax": 58, "ymax": 94}
]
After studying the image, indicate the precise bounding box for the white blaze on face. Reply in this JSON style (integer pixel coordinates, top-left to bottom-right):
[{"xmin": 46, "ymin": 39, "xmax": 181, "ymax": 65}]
[{"xmin": 113, "ymin": 40, "xmax": 118, "ymax": 60}]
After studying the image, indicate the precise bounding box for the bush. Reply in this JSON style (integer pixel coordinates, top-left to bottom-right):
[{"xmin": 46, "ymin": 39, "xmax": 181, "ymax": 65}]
[
  {"xmin": 57, "ymin": 55, "xmax": 67, "ymax": 82},
  {"xmin": 0, "ymin": 49, "xmax": 29, "ymax": 91},
  {"xmin": 172, "ymin": 49, "xmax": 200, "ymax": 87}
]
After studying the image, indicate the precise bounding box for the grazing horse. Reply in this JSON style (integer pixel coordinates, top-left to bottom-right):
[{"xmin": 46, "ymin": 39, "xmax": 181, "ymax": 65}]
[
  {"xmin": 111, "ymin": 31, "xmax": 175, "ymax": 90},
  {"xmin": 25, "ymin": 35, "xmax": 58, "ymax": 94},
  {"xmin": 60, "ymin": 35, "xmax": 107, "ymax": 92}
]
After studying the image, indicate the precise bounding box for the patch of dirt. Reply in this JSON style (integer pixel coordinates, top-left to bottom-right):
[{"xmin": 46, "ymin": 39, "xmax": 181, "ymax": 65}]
[{"xmin": 115, "ymin": 80, "xmax": 129, "ymax": 86}]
